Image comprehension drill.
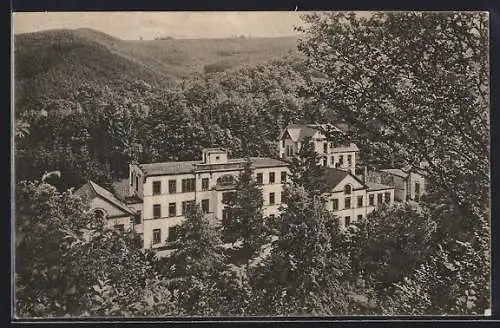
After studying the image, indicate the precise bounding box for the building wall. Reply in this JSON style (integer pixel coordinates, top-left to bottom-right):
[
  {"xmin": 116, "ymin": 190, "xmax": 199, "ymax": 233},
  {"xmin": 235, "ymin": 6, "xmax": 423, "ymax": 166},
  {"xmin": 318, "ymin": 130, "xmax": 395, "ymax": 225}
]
[
  {"xmin": 139, "ymin": 165, "xmax": 290, "ymax": 249},
  {"xmin": 380, "ymin": 172, "xmax": 407, "ymax": 202},
  {"xmin": 408, "ymin": 172, "xmax": 426, "ymax": 201},
  {"xmin": 89, "ymin": 196, "xmax": 133, "ymax": 230},
  {"xmin": 129, "ymin": 164, "xmax": 144, "ymax": 199},
  {"xmin": 325, "ymin": 174, "xmax": 366, "ymax": 228}
]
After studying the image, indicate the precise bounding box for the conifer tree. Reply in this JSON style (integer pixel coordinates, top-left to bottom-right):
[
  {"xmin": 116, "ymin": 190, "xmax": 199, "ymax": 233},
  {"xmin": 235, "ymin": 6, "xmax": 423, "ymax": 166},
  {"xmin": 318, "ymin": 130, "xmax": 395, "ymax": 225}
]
[
  {"xmin": 221, "ymin": 159, "xmax": 266, "ymax": 262},
  {"xmin": 288, "ymin": 136, "xmax": 328, "ymax": 196}
]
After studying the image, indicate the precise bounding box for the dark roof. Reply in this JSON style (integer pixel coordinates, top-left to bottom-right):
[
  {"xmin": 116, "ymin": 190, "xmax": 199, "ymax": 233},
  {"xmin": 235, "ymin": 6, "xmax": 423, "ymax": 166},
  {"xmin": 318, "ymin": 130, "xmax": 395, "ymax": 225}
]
[
  {"xmin": 75, "ymin": 181, "xmax": 136, "ymax": 215},
  {"xmin": 111, "ymin": 178, "xmax": 142, "ymax": 204},
  {"xmin": 138, "ymin": 157, "xmax": 289, "ymax": 177},
  {"xmin": 111, "ymin": 178, "xmax": 130, "ymax": 201},
  {"xmin": 320, "ymin": 168, "xmax": 350, "ymax": 189},
  {"xmin": 139, "ymin": 160, "xmax": 200, "ymax": 176},
  {"xmin": 366, "ymin": 182, "xmax": 394, "ymax": 191},
  {"xmin": 249, "ymin": 157, "xmax": 289, "ymax": 168}
]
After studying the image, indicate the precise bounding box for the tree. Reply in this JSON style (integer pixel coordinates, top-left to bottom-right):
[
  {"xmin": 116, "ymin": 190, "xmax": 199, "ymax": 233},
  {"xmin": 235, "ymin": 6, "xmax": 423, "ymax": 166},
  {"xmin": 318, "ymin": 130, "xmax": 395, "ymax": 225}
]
[
  {"xmin": 297, "ymin": 11, "xmax": 490, "ymax": 314},
  {"xmin": 346, "ymin": 203, "xmax": 438, "ymax": 297},
  {"xmin": 221, "ymin": 159, "xmax": 267, "ymax": 262},
  {"xmin": 298, "ymin": 12, "xmax": 489, "ymax": 221},
  {"xmin": 159, "ymin": 204, "xmax": 230, "ymax": 315},
  {"xmin": 15, "ymin": 179, "xmax": 168, "ymax": 318},
  {"xmin": 249, "ymin": 185, "xmax": 348, "ymax": 315},
  {"xmin": 288, "ymin": 136, "xmax": 328, "ymax": 195}
]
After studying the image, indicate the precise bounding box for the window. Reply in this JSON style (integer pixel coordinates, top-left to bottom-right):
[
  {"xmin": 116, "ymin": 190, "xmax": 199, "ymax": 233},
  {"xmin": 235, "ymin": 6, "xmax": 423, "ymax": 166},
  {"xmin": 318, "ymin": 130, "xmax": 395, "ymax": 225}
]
[
  {"xmin": 153, "ymin": 229, "xmax": 161, "ymax": 244},
  {"xmin": 168, "ymin": 226, "xmax": 180, "ymax": 242},
  {"xmin": 222, "ymin": 192, "xmax": 233, "ymax": 204},
  {"xmin": 357, "ymin": 214, "xmax": 363, "ymax": 221},
  {"xmin": 114, "ymin": 224, "xmax": 124, "ymax": 233},
  {"xmin": 385, "ymin": 192, "xmax": 391, "ymax": 203},
  {"xmin": 202, "ymin": 199, "xmax": 210, "ymax": 213},
  {"xmin": 331, "ymin": 156, "xmax": 335, "ymax": 165},
  {"xmin": 282, "ymin": 139, "xmax": 285, "ymax": 148},
  {"xmin": 339, "ymin": 155, "xmax": 344, "ymax": 165},
  {"xmin": 332, "ymin": 199, "xmax": 339, "ymax": 211},
  {"xmin": 415, "ymin": 182, "xmax": 421, "ymax": 201},
  {"xmin": 347, "ymin": 155, "xmax": 352, "ymax": 165},
  {"xmin": 168, "ymin": 180, "xmax": 177, "ymax": 194},
  {"xmin": 215, "ymin": 156, "xmax": 220, "ymax": 160},
  {"xmin": 153, "ymin": 204, "xmax": 161, "ymax": 218},
  {"xmin": 330, "ymin": 142, "xmax": 334, "ymax": 149},
  {"xmin": 322, "ymin": 157, "xmax": 327, "ymax": 166},
  {"xmin": 357, "ymin": 195, "xmax": 363, "ymax": 207},
  {"xmin": 269, "ymin": 172, "xmax": 275, "ymax": 184},
  {"xmin": 345, "ymin": 216, "xmax": 351, "ymax": 227},
  {"xmin": 130, "ymin": 171, "xmax": 133, "ymax": 186},
  {"xmin": 182, "ymin": 178, "xmax": 196, "ymax": 193},
  {"xmin": 281, "ymin": 191, "xmax": 286, "ymax": 204},
  {"xmin": 256, "ymin": 173, "xmax": 263, "ymax": 184},
  {"xmin": 323, "ymin": 142, "xmax": 328, "ymax": 153},
  {"xmin": 202, "ymin": 178, "xmax": 209, "ymax": 191},
  {"xmin": 222, "ymin": 209, "xmax": 230, "ymax": 222},
  {"xmin": 133, "ymin": 210, "xmax": 141, "ymax": 224},
  {"xmin": 377, "ymin": 193, "xmax": 383, "ymax": 204},
  {"xmin": 135, "ymin": 176, "xmax": 139, "ymax": 192},
  {"xmin": 182, "ymin": 201, "xmax": 195, "ymax": 215},
  {"xmin": 93, "ymin": 209, "xmax": 106, "ymax": 220},
  {"xmin": 269, "ymin": 192, "xmax": 275, "ymax": 205},
  {"xmin": 344, "ymin": 184, "xmax": 352, "ymax": 195},
  {"xmin": 344, "ymin": 197, "xmax": 351, "ymax": 209},
  {"xmin": 168, "ymin": 203, "xmax": 176, "ymax": 217},
  {"xmin": 369, "ymin": 194, "xmax": 375, "ymax": 206},
  {"xmin": 281, "ymin": 171, "xmax": 287, "ymax": 183},
  {"xmin": 152, "ymin": 181, "xmax": 161, "ymax": 195}
]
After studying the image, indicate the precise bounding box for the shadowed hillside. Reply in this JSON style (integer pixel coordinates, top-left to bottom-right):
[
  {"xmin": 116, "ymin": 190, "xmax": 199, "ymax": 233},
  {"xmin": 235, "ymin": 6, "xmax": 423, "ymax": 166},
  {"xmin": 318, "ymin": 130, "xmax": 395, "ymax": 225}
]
[{"xmin": 14, "ymin": 28, "xmax": 301, "ymax": 109}]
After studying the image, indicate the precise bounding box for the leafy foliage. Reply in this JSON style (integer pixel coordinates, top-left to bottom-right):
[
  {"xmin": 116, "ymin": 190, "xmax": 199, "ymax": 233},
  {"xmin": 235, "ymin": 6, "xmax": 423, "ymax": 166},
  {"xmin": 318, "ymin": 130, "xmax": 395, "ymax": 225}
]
[
  {"xmin": 221, "ymin": 159, "xmax": 267, "ymax": 260},
  {"xmin": 15, "ymin": 180, "xmax": 175, "ymax": 318}
]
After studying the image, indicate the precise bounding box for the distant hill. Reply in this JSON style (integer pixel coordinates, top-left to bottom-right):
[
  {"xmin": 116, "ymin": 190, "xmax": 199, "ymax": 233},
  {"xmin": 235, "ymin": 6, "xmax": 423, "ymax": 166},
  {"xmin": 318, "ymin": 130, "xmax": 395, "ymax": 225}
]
[{"xmin": 14, "ymin": 28, "xmax": 301, "ymax": 108}]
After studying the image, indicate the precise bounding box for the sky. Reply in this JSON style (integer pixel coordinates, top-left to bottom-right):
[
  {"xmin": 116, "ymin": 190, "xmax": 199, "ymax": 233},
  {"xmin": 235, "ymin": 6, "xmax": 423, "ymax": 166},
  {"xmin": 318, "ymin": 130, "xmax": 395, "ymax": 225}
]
[{"xmin": 12, "ymin": 11, "xmax": 308, "ymax": 40}]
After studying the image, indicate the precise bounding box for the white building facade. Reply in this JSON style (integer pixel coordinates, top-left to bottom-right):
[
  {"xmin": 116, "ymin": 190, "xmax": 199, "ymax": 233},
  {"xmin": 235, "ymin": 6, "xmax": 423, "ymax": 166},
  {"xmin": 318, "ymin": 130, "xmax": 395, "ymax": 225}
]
[
  {"xmin": 75, "ymin": 123, "xmax": 415, "ymax": 251},
  {"xmin": 278, "ymin": 124, "xmax": 359, "ymax": 175},
  {"xmin": 129, "ymin": 148, "xmax": 290, "ymax": 249}
]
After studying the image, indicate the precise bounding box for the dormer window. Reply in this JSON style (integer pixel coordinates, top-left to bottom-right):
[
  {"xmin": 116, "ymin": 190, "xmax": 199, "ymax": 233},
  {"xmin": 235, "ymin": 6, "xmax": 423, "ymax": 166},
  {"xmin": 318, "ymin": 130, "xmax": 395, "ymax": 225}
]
[
  {"xmin": 344, "ymin": 184, "xmax": 352, "ymax": 195},
  {"xmin": 217, "ymin": 174, "xmax": 235, "ymax": 186}
]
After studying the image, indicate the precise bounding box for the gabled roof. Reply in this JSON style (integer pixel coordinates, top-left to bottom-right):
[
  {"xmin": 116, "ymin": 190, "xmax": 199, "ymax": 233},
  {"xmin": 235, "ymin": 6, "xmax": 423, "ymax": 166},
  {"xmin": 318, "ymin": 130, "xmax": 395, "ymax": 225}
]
[
  {"xmin": 75, "ymin": 180, "xmax": 136, "ymax": 215},
  {"xmin": 320, "ymin": 168, "xmax": 366, "ymax": 190},
  {"xmin": 321, "ymin": 168, "xmax": 350, "ymax": 189},
  {"xmin": 282, "ymin": 123, "xmax": 345, "ymax": 142}
]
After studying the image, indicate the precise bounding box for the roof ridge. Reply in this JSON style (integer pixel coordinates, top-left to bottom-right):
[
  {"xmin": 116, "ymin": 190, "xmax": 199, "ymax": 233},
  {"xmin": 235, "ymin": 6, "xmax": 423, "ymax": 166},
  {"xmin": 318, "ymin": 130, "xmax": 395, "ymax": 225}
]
[{"xmin": 88, "ymin": 180, "xmax": 135, "ymax": 215}]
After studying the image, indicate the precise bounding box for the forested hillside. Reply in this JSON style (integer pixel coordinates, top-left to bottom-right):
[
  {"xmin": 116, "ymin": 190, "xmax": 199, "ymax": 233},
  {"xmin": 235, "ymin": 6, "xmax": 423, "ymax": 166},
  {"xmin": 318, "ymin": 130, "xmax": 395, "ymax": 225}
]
[{"xmin": 14, "ymin": 28, "xmax": 300, "ymax": 113}]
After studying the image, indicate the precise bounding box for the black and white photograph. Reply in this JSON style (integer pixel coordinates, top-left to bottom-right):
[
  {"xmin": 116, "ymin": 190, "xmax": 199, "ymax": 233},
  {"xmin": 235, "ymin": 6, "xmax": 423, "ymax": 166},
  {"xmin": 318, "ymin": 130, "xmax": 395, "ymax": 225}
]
[{"xmin": 12, "ymin": 11, "xmax": 491, "ymax": 318}]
